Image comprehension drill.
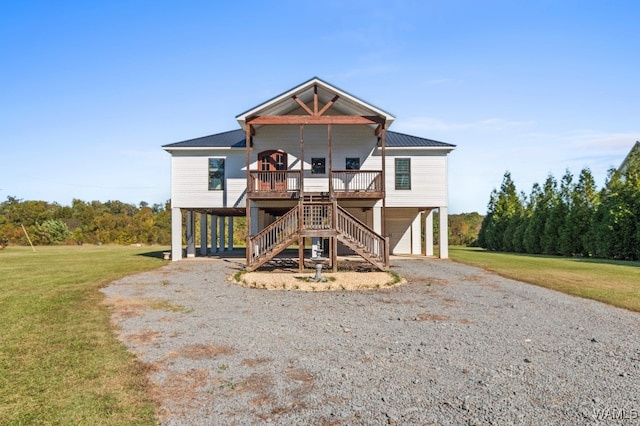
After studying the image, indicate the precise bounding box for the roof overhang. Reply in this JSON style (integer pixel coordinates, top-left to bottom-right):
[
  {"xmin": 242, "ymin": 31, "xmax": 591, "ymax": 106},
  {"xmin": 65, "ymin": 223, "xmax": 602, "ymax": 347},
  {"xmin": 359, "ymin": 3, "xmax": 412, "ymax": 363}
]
[
  {"xmin": 163, "ymin": 146, "xmax": 247, "ymax": 153},
  {"xmin": 379, "ymin": 146, "xmax": 456, "ymax": 152},
  {"xmin": 235, "ymin": 77, "xmax": 395, "ymax": 131},
  {"xmin": 618, "ymin": 141, "xmax": 640, "ymax": 172}
]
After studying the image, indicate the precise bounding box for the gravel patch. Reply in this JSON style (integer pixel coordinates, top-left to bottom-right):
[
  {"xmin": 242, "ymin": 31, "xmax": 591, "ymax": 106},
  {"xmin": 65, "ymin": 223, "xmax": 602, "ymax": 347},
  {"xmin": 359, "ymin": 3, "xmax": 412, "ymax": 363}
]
[{"xmin": 102, "ymin": 256, "xmax": 640, "ymax": 425}]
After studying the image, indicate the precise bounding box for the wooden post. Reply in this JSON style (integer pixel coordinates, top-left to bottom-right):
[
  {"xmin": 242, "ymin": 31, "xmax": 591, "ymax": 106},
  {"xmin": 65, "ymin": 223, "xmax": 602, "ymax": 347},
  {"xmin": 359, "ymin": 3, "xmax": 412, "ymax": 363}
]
[
  {"xmin": 246, "ymin": 126, "xmax": 252, "ymax": 267},
  {"xmin": 384, "ymin": 236, "xmax": 390, "ymax": 268},
  {"xmin": 380, "ymin": 128, "xmax": 387, "ymax": 239},
  {"xmin": 298, "ymin": 236, "xmax": 304, "ymax": 273},
  {"xmin": 328, "ymin": 123, "xmax": 333, "ymax": 196},
  {"xmin": 299, "ymin": 124, "xmax": 305, "ymax": 272},
  {"xmin": 332, "ymin": 201, "xmax": 338, "ymax": 272},
  {"xmin": 332, "ymin": 236, "xmax": 338, "ymax": 273},
  {"xmin": 21, "ymin": 224, "xmax": 36, "ymax": 252},
  {"xmin": 300, "ymin": 125, "xmax": 304, "ymax": 196},
  {"xmin": 298, "ymin": 202, "xmax": 304, "ymax": 272}
]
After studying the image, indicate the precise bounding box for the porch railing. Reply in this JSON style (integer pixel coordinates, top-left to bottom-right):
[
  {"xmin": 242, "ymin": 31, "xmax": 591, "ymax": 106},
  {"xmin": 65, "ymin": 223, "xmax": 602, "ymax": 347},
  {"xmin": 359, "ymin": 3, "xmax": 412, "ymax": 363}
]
[
  {"xmin": 247, "ymin": 205, "xmax": 299, "ymax": 265},
  {"xmin": 336, "ymin": 204, "xmax": 387, "ymax": 264},
  {"xmin": 331, "ymin": 170, "xmax": 382, "ymax": 193},
  {"xmin": 247, "ymin": 169, "xmax": 383, "ymax": 196},
  {"xmin": 248, "ymin": 170, "xmax": 301, "ymax": 193},
  {"xmin": 302, "ymin": 202, "xmax": 334, "ymax": 230}
]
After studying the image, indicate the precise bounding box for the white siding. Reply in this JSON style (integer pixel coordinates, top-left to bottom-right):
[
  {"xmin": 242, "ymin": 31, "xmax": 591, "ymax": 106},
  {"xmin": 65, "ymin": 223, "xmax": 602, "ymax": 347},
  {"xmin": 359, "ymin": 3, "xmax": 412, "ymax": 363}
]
[
  {"xmin": 386, "ymin": 208, "xmax": 420, "ymax": 255},
  {"xmin": 170, "ymin": 150, "xmax": 246, "ymax": 208},
  {"xmin": 376, "ymin": 149, "xmax": 449, "ymax": 208},
  {"xmin": 168, "ymin": 129, "xmax": 450, "ymax": 212}
]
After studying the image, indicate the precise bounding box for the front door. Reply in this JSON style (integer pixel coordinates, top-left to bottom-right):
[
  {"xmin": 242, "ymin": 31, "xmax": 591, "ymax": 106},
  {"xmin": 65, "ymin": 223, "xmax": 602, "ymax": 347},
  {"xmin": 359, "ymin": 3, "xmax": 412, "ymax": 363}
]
[{"xmin": 258, "ymin": 150, "xmax": 288, "ymax": 191}]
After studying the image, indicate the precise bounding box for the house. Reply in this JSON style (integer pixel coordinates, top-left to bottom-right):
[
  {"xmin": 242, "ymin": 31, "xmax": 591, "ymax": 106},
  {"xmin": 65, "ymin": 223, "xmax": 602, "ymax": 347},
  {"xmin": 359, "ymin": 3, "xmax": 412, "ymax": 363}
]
[
  {"xmin": 163, "ymin": 77, "xmax": 456, "ymax": 271},
  {"xmin": 618, "ymin": 141, "xmax": 640, "ymax": 175}
]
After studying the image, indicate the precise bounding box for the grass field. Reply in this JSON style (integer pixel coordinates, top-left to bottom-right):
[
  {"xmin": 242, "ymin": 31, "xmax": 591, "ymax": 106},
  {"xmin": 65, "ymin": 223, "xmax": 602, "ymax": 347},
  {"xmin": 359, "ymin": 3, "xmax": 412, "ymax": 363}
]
[
  {"xmin": 0, "ymin": 245, "xmax": 168, "ymax": 425},
  {"xmin": 449, "ymin": 246, "xmax": 640, "ymax": 312},
  {"xmin": 2, "ymin": 244, "xmax": 639, "ymax": 423}
]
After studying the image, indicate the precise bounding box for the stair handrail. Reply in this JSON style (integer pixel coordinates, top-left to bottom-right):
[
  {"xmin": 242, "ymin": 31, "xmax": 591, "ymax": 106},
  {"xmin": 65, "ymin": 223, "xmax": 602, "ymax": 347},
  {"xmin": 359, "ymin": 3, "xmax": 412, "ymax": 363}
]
[
  {"xmin": 336, "ymin": 205, "xmax": 387, "ymax": 262},
  {"xmin": 248, "ymin": 206, "xmax": 299, "ymax": 264}
]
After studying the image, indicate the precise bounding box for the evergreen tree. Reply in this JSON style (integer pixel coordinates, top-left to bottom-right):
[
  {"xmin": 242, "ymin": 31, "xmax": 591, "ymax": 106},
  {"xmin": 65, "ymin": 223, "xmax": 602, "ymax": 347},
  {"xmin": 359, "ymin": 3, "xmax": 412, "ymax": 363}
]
[
  {"xmin": 570, "ymin": 168, "xmax": 599, "ymax": 256},
  {"xmin": 555, "ymin": 170, "xmax": 574, "ymax": 256},
  {"xmin": 523, "ymin": 183, "xmax": 544, "ymax": 254},
  {"xmin": 478, "ymin": 172, "xmax": 523, "ymax": 251},
  {"xmin": 540, "ymin": 175, "xmax": 560, "ymax": 255}
]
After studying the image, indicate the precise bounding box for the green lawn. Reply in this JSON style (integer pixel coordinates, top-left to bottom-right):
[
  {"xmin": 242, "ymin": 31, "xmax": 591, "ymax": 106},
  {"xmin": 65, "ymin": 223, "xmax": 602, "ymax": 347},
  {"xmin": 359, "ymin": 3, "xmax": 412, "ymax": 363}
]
[
  {"xmin": 449, "ymin": 246, "xmax": 640, "ymax": 312},
  {"xmin": 0, "ymin": 245, "xmax": 168, "ymax": 425}
]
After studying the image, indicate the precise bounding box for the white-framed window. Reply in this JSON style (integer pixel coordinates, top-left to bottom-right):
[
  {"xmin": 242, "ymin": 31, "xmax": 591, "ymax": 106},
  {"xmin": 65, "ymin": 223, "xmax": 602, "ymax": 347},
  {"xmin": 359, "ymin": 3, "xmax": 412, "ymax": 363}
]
[
  {"xmin": 395, "ymin": 158, "xmax": 411, "ymax": 190},
  {"xmin": 208, "ymin": 158, "xmax": 225, "ymax": 190}
]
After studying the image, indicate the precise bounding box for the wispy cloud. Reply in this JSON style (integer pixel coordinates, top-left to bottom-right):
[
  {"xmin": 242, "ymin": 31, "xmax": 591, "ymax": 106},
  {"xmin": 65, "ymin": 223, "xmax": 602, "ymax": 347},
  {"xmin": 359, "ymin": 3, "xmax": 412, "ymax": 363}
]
[
  {"xmin": 568, "ymin": 131, "xmax": 640, "ymax": 150},
  {"xmin": 395, "ymin": 116, "xmax": 535, "ymax": 133}
]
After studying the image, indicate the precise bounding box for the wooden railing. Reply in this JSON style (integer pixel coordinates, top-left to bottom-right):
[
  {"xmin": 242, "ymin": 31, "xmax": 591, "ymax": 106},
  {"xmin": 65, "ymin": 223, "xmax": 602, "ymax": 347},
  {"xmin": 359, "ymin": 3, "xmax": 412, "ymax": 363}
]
[
  {"xmin": 336, "ymin": 205, "xmax": 387, "ymax": 264},
  {"xmin": 248, "ymin": 170, "xmax": 382, "ymax": 196},
  {"xmin": 248, "ymin": 170, "xmax": 301, "ymax": 193},
  {"xmin": 331, "ymin": 170, "xmax": 382, "ymax": 193},
  {"xmin": 247, "ymin": 206, "xmax": 299, "ymax": 265},
  {"xmin": 246, "ymin": 201, "xmax": 388, "ymax": 271},
  {"xmin": 302, "ymin": 202, "xmax": 333, "ymax": 230}
]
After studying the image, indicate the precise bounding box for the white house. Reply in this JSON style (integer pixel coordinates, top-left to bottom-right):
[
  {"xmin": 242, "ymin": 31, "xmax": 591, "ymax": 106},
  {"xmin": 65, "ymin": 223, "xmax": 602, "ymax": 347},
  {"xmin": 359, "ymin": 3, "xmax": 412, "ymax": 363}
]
[
  {"xmin": 163, "ymin": 77, "xmax": 455, "ymax": 271},
  {"xmin": 618, "ymin": 141, "xmax": 640, "ymax": 174}
]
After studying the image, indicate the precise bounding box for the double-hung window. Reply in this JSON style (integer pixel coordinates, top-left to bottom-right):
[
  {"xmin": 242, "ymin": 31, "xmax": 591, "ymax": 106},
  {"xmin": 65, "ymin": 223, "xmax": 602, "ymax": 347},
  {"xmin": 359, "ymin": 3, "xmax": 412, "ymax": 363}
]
[
  {"xmin": 395, "ymin": 158, "xmax": 411, "ymax": 190},
  {"xmin": 208, "ymin": 158, "xmax": 225, "ymax": 190}
]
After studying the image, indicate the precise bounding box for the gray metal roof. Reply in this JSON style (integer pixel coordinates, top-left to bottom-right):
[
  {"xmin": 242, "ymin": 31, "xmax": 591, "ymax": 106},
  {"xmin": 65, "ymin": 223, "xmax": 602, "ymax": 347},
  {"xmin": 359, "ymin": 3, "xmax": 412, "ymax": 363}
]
[
  {"xmin": 163, "ymin": 128, "xmax": 455, "ymax": 150},
  {"xmin": 385, "ymin": 131, "xmax": 455, "ymax": 148},
  {"xmin": 163, "ymin": 129, "xmax": 247, "ymax": 148}
]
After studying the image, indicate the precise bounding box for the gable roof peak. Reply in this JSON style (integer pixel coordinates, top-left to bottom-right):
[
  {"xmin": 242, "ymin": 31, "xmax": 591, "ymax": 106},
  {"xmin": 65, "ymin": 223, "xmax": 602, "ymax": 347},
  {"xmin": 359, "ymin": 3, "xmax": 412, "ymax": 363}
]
[{"xmin": 235, "ymin": 77, "xmax": 395, "ymax": 129}]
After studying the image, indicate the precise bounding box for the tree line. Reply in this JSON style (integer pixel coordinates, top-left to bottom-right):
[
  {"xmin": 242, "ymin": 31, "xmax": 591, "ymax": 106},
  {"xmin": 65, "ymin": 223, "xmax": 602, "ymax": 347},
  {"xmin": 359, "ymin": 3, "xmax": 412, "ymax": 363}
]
[
  {"xmin": 477, "ymin": 146, "xmax": 640, "ymax": 260},
  {"xmin": 0, "ymin": 197, "xmax": 172, "ymax": 247},
  {"xmin": 0, "ymin": 196, "xmax": 485, "ymax": 249}
]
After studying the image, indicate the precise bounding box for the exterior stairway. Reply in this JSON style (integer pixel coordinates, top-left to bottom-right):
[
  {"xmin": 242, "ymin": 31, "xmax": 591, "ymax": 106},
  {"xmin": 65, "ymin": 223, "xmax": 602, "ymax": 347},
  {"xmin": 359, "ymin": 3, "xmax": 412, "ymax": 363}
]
[
  {"xmin": 246, "ymin": 206, "xmax": 300, "ymax": 271},
  {"xmin": 247, "ymin": 200, "xmax": 388, "ymax": 271},
  {"xmin": 335, "ymin": 205, "xmax": 388, "ymax": 271}
]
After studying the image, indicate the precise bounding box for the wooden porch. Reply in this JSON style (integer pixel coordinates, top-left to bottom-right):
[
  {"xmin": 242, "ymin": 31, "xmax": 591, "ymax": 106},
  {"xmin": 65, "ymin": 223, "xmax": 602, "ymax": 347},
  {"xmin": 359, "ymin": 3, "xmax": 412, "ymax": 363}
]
[{"xmin": 247, "ymin": 170, "xmax": 384, "ymax": 200}]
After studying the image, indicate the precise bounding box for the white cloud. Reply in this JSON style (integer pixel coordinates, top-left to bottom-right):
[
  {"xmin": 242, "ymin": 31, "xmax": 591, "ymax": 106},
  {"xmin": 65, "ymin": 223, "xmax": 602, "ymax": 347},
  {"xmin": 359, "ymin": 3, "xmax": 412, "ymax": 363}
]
[
  {"xmin": 568, "ymin": 131, "xmax": 640, "ymax": 150},
  {"xmin": 395, "ymin": 116, "xmax": 535, "ymax": 133}
]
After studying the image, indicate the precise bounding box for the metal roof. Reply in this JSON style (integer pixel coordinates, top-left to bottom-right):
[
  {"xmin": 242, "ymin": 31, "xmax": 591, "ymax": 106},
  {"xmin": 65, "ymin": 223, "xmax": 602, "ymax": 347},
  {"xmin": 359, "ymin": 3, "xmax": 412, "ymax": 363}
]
[
  {"xmin": 385, "ymin": 131, "xmax": 455, "ymax": 149},
  {"xmin": 163, "ymin": 129, "xmax": 455, "ymax": 150},
  {"xmin": 163, "ymin": 129, "xmax": 247, "ymax": 149}
]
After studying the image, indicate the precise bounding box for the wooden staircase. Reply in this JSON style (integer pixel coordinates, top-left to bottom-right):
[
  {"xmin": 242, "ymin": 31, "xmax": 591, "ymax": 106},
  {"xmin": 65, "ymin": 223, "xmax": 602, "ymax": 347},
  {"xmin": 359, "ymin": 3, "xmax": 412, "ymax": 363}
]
[
  {"xmin": 335, "ymin": 205, "xmax": 388, "ymax": 271},
  {"xmin": 247, "ymin": 199, "xmax": 389, "ymax": 271},
  {"xmin": 246, "ymin": 206, "xmax": 300, "ymax": 271}
]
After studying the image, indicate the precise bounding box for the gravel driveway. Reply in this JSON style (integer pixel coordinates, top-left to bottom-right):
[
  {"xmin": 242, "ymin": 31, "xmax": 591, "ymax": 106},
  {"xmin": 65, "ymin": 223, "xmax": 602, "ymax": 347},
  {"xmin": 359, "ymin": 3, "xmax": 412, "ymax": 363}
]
[{"xmin": 102, "ymin": 256, "xmax": 640, "ymax": 425}]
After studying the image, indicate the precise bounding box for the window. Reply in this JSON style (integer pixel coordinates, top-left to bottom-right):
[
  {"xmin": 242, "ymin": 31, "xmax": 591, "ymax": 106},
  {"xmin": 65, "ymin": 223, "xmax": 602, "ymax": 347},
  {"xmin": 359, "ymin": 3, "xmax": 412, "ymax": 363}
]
[
  {"xmin": 311, "ymin": 157, "xmax": 326, "ymax": 174},
  {"xmin": 208, "ymin": 158, "xmax": 225, "ymax": 190},
  {"xmin": 395, "ymin": 158, "xmax": 411, "ymax": 190},
  {"xmin": 345, "ymin": 157, "xmax": 360, "ymax": 170}
]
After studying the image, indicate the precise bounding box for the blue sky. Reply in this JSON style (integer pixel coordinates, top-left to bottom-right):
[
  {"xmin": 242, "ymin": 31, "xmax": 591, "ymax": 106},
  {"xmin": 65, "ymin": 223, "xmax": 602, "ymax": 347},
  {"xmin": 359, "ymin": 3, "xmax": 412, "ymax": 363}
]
[{"xmin": 1, "ymin": 0, "xmax": 639, "ymax": 214}]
